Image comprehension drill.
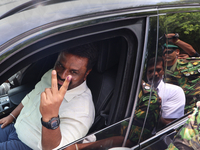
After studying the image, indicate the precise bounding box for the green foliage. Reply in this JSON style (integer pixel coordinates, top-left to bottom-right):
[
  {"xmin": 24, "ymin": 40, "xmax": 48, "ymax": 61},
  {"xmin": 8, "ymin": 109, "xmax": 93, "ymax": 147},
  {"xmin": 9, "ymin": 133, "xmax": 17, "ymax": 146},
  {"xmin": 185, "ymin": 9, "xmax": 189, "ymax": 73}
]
[{"xmin": 159, "ymin": 12, "xmax": 200, "ymax": 52}]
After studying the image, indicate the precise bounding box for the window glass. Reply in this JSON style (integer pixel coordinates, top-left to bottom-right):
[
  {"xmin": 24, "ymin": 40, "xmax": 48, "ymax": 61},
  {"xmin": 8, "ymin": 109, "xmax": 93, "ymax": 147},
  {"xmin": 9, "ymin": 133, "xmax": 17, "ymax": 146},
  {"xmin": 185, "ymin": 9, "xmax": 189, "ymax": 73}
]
[
  {"xmin": 142, "ymin": 11, "xmax": 200, "ymax": 132},
  {"xmin": 159, "ymin": 11, "xmax": 200, "ymax": 121},
  {"xmin": 131, "ymin": 16, "xmax": 161, "ymax": 145},
  {"xmin": 139, "ymin": 11, "xmax": 200, "ymax": 150}
]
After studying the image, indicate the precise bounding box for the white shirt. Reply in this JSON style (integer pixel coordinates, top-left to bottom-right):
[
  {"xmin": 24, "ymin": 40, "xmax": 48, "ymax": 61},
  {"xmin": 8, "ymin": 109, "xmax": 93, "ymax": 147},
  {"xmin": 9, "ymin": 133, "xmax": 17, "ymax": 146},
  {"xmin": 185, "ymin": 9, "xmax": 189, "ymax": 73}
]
[
  {"xmin": 14, "ymin": 69, "xmax": 95, "ymax": 150},
  {"xmin": 157, "ymin": 80, "xmax": 185, "ymax": 119}
]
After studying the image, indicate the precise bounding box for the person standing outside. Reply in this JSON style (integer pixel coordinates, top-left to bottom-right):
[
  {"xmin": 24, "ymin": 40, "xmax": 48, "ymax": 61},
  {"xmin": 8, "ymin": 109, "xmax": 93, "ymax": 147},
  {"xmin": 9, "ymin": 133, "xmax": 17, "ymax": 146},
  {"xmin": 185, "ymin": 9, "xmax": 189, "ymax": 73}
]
[
  {"xmin": 163, "ymin": 33, "xmax": 200, "ymax": 113},
  {"xmin": 146, "ymin": 57, "xmax": 185, "ymax": 125}
]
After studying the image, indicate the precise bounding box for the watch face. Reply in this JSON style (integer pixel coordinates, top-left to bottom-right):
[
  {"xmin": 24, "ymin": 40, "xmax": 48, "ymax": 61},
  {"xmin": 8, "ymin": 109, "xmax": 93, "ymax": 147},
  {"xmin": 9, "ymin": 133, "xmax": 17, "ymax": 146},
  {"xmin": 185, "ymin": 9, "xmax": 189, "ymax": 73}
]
[
  {"xmin": 51, "ymin": 119, "xmax": 59, "ymax": 129},
  {"xmin": 41, "ymin": 116, "xmax": 60, "ymax": 130}
]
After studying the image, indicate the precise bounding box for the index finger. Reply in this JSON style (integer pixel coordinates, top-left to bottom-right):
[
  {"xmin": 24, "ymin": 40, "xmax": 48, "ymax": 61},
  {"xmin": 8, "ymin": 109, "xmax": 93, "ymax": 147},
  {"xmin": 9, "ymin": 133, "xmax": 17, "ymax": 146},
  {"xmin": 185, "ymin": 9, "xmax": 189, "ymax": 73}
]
[
  {"xmin": 51, "ymin": 70, "xmax": 58, "ymax": 93},
  {"xmin": 59, "ymin": 75, "xmax": 71, "ymax": 96}
]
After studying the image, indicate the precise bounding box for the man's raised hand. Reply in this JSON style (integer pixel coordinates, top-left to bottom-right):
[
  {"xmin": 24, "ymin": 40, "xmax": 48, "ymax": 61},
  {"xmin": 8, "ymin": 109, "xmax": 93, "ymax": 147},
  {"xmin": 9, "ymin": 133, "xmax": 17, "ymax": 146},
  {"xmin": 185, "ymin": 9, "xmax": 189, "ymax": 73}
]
[{"xmin": 40, "ymin": 70, "xmax": 71, "ymax": 122}]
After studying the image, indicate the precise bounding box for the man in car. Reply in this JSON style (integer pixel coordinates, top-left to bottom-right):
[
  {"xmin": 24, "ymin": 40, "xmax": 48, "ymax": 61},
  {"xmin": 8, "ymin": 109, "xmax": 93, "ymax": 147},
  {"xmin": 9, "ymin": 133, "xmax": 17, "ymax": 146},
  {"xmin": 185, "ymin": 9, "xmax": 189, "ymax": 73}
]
[
  {"xmin": 0, "ymin": 44, "xmax": 98, "ymax": 150},
  {"xmin": 163, "ymin": 34, "xmax": 200, "ymax": 113},
  {"xmin": 146, "ymin": 57, "xmax": 185, "ymax": 125}
]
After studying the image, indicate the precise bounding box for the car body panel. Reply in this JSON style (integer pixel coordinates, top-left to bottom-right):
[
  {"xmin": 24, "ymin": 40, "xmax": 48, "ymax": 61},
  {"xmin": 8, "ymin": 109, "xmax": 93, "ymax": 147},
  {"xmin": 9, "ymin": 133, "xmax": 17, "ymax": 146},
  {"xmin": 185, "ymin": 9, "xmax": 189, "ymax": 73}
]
[
  {"xmin": 1, "ymin": 0, "xmax": 200, "ymax": 47},
  {"xmin": 0, "ymin": 0, "xmax": 30, "ymax": 17}
]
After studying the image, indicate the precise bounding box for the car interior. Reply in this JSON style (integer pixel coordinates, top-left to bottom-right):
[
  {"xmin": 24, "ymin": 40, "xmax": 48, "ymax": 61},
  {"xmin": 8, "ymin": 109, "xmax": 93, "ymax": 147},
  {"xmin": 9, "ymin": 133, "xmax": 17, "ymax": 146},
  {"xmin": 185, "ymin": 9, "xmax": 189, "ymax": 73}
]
[{"xmin": 0, "ymin": 35, "xmax": 133, "ymax": 135}]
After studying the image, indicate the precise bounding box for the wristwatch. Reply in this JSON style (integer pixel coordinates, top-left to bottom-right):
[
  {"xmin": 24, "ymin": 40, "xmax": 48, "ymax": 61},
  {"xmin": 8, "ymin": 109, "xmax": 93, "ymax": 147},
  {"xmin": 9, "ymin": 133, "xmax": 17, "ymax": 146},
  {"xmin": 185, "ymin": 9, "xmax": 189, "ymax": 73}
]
[{"xmin": 41, "ymin": 116, "xmax": 60, "ymax": 130}]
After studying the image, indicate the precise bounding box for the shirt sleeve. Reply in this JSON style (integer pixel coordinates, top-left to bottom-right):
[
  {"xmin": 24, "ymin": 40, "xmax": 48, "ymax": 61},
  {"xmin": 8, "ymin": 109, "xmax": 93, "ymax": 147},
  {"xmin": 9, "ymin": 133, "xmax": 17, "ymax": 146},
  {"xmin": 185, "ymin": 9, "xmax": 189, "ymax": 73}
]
[
  {"xmin": 38, "ymin": 137, "xmax": 64, "ymax": 150},
  {"xmin": 162, "ymin": 86, "xmax": 185, "ymax": 119}
]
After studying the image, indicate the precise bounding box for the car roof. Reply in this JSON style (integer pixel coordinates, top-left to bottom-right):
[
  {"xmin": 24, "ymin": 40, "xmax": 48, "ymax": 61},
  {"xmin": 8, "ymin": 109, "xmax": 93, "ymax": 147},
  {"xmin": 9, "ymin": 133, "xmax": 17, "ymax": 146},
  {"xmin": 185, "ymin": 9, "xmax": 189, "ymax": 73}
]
[
  {"xmin": 0, "ymin": 0, "xmax": 199, "ymax": 18},
  {"xmin": 0, "ymin": 0, "xmax": 200, "ymax": 48}
]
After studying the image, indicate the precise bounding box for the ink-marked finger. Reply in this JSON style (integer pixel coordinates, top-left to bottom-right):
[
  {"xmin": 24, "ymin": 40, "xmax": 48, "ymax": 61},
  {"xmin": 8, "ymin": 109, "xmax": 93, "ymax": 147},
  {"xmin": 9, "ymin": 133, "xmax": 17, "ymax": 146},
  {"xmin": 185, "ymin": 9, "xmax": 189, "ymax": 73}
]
[{"xmin": 59, "ymin": 75, "xmax": 71, "ymax": 96}]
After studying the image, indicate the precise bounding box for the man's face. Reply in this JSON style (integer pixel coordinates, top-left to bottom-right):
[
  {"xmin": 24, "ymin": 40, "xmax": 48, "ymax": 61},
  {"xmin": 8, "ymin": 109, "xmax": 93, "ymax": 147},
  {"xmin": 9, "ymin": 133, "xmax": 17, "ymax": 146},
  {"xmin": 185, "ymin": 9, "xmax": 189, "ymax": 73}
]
[
  {"xmin": 147, "ymin": 61, "xmax": 164, "ymax": 86},
  {"xmin": 162, "ymin": 48, "xmax": 179, "ymax": 66},
  {"xmin": 54, "ymin": 52, "xmax": 91, "ymax": 90}
]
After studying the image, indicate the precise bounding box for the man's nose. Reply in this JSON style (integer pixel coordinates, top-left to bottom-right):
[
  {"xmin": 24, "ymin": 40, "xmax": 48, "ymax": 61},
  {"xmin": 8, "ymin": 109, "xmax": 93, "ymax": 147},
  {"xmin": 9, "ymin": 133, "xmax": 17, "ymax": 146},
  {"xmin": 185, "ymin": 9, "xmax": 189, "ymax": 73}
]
[
  {"xmin": 155, "ymin": 71, "xmax": 159, "ymax": 76},
  {"xmin": 60, "ymin": 70, "xmax": 69, "ymax": 79}
]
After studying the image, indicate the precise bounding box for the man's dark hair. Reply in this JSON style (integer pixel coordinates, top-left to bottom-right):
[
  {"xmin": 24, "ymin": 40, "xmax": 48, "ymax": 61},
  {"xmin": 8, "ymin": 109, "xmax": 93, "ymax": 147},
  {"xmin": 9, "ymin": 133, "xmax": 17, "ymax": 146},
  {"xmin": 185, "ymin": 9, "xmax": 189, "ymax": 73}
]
[
  {"xmin": 146, "ymin": 56, "xmax": 164, "ymax": 74},
  {"xmin": 63, "ymin": 43, "xmax": 98, "ymax": 70}
]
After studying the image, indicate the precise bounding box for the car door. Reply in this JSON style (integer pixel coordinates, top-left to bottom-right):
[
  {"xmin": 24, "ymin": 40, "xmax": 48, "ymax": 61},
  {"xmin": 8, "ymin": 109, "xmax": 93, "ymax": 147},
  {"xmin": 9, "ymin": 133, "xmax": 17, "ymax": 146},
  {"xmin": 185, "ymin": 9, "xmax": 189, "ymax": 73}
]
[
  {"xmin": 133, "ymin": 4, "xmax": 200, "ymax": 150},
  {"xmin": 0, "ymin": 1, "xmax": 160, "ymax": 149}
]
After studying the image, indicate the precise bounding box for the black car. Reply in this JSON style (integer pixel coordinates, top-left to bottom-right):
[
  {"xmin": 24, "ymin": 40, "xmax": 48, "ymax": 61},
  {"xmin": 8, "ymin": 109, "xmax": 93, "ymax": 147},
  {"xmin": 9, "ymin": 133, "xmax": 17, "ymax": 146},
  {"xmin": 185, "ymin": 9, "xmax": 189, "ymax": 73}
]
[{"xmin": 0, "ymin": 0, "xmax": 200, "ymax": 149}]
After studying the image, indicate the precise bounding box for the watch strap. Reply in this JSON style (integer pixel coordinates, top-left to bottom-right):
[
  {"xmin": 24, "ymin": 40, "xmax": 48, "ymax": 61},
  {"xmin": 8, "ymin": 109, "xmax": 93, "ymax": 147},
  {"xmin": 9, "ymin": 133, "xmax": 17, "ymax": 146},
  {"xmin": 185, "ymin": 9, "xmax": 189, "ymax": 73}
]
[{"xmin": 41, "ymin": 115, "xmax": 60, "ymax": 130}]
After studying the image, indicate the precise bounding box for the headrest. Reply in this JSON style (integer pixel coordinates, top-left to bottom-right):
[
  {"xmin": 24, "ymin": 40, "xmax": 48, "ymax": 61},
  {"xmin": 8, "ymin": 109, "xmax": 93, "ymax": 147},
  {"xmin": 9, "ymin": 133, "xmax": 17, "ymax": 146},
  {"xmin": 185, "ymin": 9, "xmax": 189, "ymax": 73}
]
[{"xmin": 94, "ymin": 38, "xmax": 121, "ymax": 73}]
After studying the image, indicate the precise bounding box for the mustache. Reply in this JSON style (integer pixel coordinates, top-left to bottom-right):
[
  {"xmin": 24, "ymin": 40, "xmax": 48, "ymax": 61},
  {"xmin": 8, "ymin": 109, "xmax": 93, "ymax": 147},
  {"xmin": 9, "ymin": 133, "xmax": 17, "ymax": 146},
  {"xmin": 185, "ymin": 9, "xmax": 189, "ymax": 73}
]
[
  {"xmin": 57, "ymin": 74, "xmax": 72, "ymax": 88},
  {"xmin": 57, "ymin": 74, "xmax": 65, "ymax": 82}
]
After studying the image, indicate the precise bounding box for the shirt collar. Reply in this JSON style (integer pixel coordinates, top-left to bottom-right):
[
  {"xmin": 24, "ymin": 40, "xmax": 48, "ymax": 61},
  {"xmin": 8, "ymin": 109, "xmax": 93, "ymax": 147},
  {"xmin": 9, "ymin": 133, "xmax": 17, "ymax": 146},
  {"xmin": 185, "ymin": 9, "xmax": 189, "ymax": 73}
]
[
  {"xmin": 157, "ymin": 79, "xmax": 164, "ymax": 92},
  {"xmin": 64, "ymin": 81, "xmax": 88, "ymax": 102},
  {"xmin": 167, "ymin": 59, "xmax": 178, "ymax": 72}
]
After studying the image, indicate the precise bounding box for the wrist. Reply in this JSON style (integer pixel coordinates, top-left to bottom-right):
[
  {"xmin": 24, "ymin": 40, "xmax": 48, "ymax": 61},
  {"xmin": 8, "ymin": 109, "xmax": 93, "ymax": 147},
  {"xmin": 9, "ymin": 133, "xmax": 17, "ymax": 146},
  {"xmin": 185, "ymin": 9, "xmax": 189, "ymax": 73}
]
[
  {"xmin": 42, "ymin": 114, "xmax": 59, "ymax": 122},
  {"xmin": 42, "ymin": 116, "xmax": 55, "ymax": 122},
  {"xmin": 41, "ymin": 112, "xmax": 59, "ymax": 122},
  {"xmin": 174, "ymin": 39, "xmax": 180, "ymax": 44},
  {"xmin": 10, "ymin": 113, "xmax": 16, "ymax": 120},
  {"xmin": 41, "ymin": 115, "xmax": 60, "ymax": 130}
]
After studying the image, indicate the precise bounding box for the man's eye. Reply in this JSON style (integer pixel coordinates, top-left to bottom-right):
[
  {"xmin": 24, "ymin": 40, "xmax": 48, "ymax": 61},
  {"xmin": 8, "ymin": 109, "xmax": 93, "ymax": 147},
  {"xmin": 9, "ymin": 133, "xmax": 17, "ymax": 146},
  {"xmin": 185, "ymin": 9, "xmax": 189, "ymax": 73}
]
[
  {"xmin": 71, "ymin": 71, "xmax": 77, "ymax": 74},
  {"xmin": 56, "ymin": 63, "xmax": 63, "ymax": 68}
]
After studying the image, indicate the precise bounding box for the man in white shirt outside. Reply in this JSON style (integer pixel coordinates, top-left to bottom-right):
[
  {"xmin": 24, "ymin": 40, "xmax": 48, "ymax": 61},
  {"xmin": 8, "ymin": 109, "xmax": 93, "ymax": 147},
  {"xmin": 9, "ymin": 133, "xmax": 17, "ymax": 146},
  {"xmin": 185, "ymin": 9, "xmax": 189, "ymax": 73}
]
[
  {"xmin": 0, "ymin": 44, "xmax": 98, "ymax": 150},
  {"xmin": 146, "ymin": 56, "xmax": 185, "ymax": 125}
]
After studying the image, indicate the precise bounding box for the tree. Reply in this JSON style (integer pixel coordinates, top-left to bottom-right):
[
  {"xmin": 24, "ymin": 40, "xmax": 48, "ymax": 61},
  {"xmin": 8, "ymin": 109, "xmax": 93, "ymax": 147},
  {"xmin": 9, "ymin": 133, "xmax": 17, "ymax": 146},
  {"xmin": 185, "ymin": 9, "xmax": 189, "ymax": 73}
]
[{"xmin": 159, "ymin": 12, "xmax": 200, "ymax": 53}]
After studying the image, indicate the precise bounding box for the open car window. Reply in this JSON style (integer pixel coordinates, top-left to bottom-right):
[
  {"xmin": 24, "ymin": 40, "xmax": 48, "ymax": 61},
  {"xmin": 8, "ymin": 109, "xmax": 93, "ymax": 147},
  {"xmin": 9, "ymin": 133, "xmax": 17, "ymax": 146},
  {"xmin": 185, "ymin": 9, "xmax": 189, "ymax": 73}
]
[{"xmin": 0, "ymin": 14, "xmax": 145, "ymax": 149}]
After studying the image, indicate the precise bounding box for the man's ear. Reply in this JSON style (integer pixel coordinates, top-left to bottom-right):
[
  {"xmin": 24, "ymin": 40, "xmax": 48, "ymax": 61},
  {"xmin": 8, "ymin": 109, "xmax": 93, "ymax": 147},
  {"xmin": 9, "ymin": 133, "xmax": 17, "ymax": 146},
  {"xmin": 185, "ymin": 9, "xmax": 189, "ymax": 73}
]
[
  {"xmin": 175, "ymin": 49, "xmax": 180, "ymax": 55},
  {"xmin": 84, "ymin": 69, "xmax": 92, "ymax": 81}
]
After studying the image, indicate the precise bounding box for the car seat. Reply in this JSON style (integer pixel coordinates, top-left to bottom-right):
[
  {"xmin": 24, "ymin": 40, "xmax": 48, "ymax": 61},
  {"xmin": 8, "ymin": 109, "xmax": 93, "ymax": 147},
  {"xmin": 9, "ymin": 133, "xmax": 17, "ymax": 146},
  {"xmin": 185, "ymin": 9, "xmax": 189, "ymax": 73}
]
[{"xmin": 87, "ymin": 37, "xmax": 122, "ymax": 133}]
